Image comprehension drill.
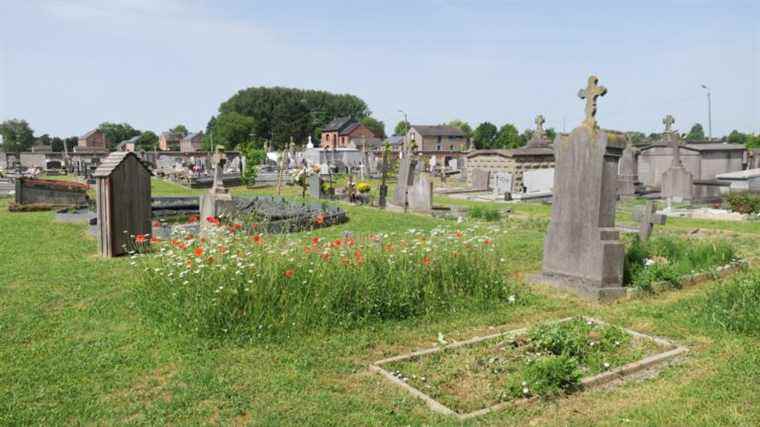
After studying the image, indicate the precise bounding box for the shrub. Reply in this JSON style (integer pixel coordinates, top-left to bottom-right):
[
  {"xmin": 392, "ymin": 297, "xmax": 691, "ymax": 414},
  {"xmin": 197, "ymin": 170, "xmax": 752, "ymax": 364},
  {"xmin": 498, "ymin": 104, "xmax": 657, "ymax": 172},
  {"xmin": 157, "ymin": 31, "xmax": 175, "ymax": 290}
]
[
  {"xmin": 725, "ymin": 192, "xmax": 760, "ymax": 215},
  {"xmin": 133, "ymin": 224, "xmax": 525, "ymax": 341},
  {"xmin": 696, "ymin": 271, "xmax": 760, "ymax": 336},
  {"xmin": 356, "ymin": 182, "xmax": 371, "ymax": 193},
  {"xmin": 469, "ymin": 205, "xmax": 502, "ymax": 222}
]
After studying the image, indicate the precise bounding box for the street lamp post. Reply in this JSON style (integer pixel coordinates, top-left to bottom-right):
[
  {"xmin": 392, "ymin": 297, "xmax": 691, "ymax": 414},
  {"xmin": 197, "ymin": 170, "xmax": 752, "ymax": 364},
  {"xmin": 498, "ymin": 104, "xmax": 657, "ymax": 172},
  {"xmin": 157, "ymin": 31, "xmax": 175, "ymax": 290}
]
[{"xmin": 701, "ymin": 84, "xmax": 712, "ymax": 140}]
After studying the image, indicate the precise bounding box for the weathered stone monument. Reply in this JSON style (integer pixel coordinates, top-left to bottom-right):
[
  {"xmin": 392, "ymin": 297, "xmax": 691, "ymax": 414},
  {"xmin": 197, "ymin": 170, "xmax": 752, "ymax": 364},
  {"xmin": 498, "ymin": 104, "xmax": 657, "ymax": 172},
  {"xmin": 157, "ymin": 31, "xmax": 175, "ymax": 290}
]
[
  {"xmin": 378, "ymin": 142, "xmax": 390, "ymax": 208},
  {"xmin": 307, "ymin": 172, "xmax": 322, "ymax": 199},
  {"xmin": 534, "ymin": 75, "xmax": 626, "ymax": 301},
  {"xmin": 660, "ymin": 115, "xmax": 694, "ymax": 201},
  {"xmin": 94, "ymin": 152, "xmax": 152, "ymax": 257},
  {"xmin": 632, "ymin": 201, "xmax": 666, "ymax": 241},
  {"xmin": 408, "ymin": 174, "xmax": 433, "ymax": 212},
  {"xmin": 393, "ymin": 151, "xmax": 418, "ymax": 210},
  {"xmin": 471, "ymin": 169, "xmax": 490, "ymax": 191},
  {"xmin": 618, "ymin": 134, "xmax": 639, "ymax": 196},
  {"xmin": 200, "ymin": 146, "xmax": 234, "ymax": 229}
]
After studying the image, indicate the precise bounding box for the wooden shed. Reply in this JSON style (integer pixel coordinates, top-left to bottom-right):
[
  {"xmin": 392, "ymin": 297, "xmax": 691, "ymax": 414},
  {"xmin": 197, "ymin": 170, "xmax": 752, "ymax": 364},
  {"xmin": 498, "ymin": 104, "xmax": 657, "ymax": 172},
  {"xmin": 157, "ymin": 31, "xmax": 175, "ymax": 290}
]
[{"xmin": 94, "ymin": 152, "xmax": 153, "ymax": 257}]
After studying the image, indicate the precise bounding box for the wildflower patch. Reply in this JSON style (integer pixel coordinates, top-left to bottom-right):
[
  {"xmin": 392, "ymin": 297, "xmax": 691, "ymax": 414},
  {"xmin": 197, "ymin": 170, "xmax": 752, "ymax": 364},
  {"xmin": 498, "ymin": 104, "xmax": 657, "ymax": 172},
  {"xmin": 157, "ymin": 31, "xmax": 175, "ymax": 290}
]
[{"xmin": 371, "ymin": 317, "xmax": 686, "ymax": 420}]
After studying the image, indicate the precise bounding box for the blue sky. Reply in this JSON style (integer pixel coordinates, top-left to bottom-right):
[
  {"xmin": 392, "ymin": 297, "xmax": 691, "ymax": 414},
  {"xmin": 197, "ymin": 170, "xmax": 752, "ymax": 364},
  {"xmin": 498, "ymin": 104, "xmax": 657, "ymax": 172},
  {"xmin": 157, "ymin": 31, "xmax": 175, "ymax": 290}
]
[{"xmin": 1, "ymin": 0, "xmax": 758, "ymax": 138}]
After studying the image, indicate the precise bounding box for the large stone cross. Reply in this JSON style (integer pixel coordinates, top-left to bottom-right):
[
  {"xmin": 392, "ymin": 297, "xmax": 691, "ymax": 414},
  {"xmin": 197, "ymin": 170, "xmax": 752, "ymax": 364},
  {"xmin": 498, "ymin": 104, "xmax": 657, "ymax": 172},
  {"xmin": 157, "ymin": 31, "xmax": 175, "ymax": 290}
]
[
  {"xmin": 578, "ymin": 75, "xmax": 607, "ymax": 129},
  {"xmin": 632, "ymin": 201, "xmax": 666, "ymax": 241},
  {"xmin": 534, "ymin": 114, "xmax": 546, "ymax": 138},
  {"xmin": 663, "ymin": 114, "xmax": 675, "ymax": 133}
]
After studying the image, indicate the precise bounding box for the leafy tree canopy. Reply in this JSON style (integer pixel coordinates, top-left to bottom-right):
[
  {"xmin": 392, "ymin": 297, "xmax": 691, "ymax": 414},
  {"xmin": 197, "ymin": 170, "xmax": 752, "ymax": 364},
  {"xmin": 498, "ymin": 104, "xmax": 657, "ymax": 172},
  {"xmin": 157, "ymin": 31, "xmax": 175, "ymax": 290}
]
[
  {"xmin": 171, "ymin": 125, "xmax": 189, "ymax": 138},
  {"xmin": 686, "ymin": 123, "xmax": 705, "ymax": 140},
  {"xmin": 394, "ymin": 120, "xmax": 410, "ymax": 136},
  {"xmin": 135, "ymin": 131, "xmax": 159, "ymax": 151},
  {"xmin": 98, "ymin": 122, "xmax": 140, "ymax": 145},
  {"xmin": 472, "ymin": 122, "xmax": 498, "ymax": 149},
  {"xmin": 217, "ymin": 86, "xmax": 369, "ymax": 150},
  {"xmin": 360, "ymin": 116, "xmax": 386, "ymax": 139},
  {"xmin": 205, "ymin": 111, "xmax": 257, "ymax": 151},
  {"xmin": 0, "ymin": 119, "xmax": 35, "ymax": 152},
  {"xmin": 728, "ymin": 130, "xmax": 747, "ymax": 144},
  {"xmin": 495, "ymin": 123, "xmax": 522, "ymax": 149}
]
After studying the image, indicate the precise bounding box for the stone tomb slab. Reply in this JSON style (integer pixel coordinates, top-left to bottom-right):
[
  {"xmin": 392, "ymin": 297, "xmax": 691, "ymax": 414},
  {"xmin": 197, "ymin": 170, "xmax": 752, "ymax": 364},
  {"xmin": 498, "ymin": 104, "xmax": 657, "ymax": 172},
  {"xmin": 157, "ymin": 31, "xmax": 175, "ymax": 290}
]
[{"xmin": 370, "ymin": 316, "xmax": 687, "ymax": 421}]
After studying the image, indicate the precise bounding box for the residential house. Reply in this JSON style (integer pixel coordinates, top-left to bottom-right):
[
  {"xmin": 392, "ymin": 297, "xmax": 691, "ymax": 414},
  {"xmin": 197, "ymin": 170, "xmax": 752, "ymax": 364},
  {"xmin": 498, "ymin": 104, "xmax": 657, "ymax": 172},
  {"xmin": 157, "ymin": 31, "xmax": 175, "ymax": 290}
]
[
  {"xmin": 405, "ymin": 125, "xmax": 467, "ymax": 153},
  {"xmin": 116, "ymin": 135, "xmax": 140, "ymax": 152},
  {"xmin": 320, "ymin": 117, "xmax": 376, "ymax": 149},
  {"xmin": 180, "ymin": 132, "xmax": 203, "ymax": 153},
  {"xmin": 159, "ymin": 131, "xmax": 182, "ymax": 151},
  {"xmin": 77, "ymin": 129, "xmax": 109, "ymax": 151}
]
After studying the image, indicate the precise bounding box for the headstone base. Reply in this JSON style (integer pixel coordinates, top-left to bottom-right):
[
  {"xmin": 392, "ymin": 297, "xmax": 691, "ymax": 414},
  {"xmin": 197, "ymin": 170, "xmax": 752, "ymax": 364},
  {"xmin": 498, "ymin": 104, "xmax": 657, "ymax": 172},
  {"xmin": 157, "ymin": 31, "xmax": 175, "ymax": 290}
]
[
  {"xmin": 527, "ymin": 273, "xmax": 627, "ymax": 302},
  {"xmin": 661, "ymin": 167, "xmax": 693, "ymax": 200},
  {"xmin": 200, "ymin": 193, "xmax": 235, "ymax": 232}
]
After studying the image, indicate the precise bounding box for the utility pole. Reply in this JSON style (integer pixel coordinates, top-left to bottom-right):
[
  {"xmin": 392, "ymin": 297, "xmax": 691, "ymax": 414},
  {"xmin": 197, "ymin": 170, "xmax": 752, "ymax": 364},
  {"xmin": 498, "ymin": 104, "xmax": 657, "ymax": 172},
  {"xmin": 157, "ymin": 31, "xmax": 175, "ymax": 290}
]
[{"xmin": 701, "ymin": 84, "xmax": 712, "ymax": 140}]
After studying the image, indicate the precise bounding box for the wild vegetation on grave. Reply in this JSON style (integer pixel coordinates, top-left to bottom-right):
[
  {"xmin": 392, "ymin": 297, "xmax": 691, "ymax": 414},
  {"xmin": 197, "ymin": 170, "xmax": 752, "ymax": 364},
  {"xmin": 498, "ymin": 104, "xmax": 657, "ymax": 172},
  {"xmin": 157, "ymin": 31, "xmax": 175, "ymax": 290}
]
[
  {"xmin": 383, "ymin": 317, "xmax": 670, "ymax": 414},
  {"xmin": 623, "ymin": 235, "xmax": 737, "ymax": 292},
  {"xmin": 132, "ymin": 219, "xmax": 528, "ymax": 340}
]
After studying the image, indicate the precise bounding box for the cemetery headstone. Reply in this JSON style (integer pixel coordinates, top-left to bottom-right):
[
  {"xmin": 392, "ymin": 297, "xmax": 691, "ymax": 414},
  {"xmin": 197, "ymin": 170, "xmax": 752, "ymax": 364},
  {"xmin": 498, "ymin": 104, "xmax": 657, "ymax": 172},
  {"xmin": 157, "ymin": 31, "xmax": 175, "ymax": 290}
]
[
  {"xmin": 200, "ymin": 146, "xmax": 234, "ymax": 232},
  {"xmin": 660, "ymin": 115, "xmax": 694, "ymax": 201},
  {"xmin": 94, "ymin": 152, "xmax": 152, "ymax": 257},
  {"xmin": 536, "ymin": 75, "xmax": 626, "ymax": 301},
  {"xmin": 408, "ymin": 174, "xmax": 433, "ymax": 212},
  {"xmin": 522, "ymin": 168, "xmax": 554, "ymax": 193},
  {"xmin": 379, "ymin": 143, "xmax": 390, "ymax": 208},
  {"xmin": 471, "ymin": 168, "xmax": 490, "ymax": 190},
  {"xmin": 632, "ymin": 200, "xmax": 666, "ymax": 241},
  {"xmin": 393, "ymin": 152, "xmax": 417, "ymax": 209},
  {"xmin": 491, "ymin": 172, "xmax": 513, "ymax": 196},
  {"xmin": 618, "ymin": 134, "xmax": 639, "ymax": 196},
  {"xmin": 308, "ymin": 172, "xmax": 322, "ymax": 199}
]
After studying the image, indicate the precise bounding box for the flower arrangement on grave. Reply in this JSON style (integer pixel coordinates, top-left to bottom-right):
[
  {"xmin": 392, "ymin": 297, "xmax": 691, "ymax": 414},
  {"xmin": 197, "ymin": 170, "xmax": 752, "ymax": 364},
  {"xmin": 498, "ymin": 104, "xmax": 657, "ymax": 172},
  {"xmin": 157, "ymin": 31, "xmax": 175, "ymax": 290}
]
[
  {"xmin": 131, "ymin": 223, "xmax": 524, "ymax": 340},
  {"xmin": 356, "ymin": 182, "xmax": 371, "ymax": 194},
  {"xmin": 291, "ymin": 165, "xmax": 319, "ymax": 198}
]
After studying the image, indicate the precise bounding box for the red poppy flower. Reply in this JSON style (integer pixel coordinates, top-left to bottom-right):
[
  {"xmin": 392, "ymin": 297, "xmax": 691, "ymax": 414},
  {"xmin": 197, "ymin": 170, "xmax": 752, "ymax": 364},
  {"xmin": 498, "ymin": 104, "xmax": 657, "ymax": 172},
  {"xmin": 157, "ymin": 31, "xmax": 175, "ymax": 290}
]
[
  {"xmin": 422, "ymin": 256, "xmax": 431, "ymax": 266},
  {"xmin": 135, "ymin": 234, "xmax": 146, "ymax": 244},
  {"xmin": 187, "ymin": 215, "xmax": 199, "ymax": 224},
  {"xmin": 455, "ymin": 230, "xmax": 463, "ymax": 239},
  {"xmin": 320, "ymin": 252, "xmax": 331, "ymax": 262},
  {"xmin": 484, "ymin": 239, "xmax": 492, "ymax": 245},
  {"xmin": 284, "ymin": 269, "xmax": 294, "ymax": 279},
  {"xmin": 311, "ymin": 237, "xmax": 320, "ymax": 246},
  {"xmin": 331, "ymin": 239, "xmax": 342, "ymax": 248},
  {"xmin": 354, "ymin": 250, "xmax": 364, "ymax": 264},
  {"xmin": 194, "ymin": 247, "xmax": 204, "ymax": 257},
  {"xmin": 252, "ymin": 234, "xmax": 263, "ymax": 245},
  {"xmin": 314, "ymin": 213, "xmax": 325, "ymax": 225},
  {"xmin": 206, "ymin": 216, "xmax": 220, "ymax": 225}
]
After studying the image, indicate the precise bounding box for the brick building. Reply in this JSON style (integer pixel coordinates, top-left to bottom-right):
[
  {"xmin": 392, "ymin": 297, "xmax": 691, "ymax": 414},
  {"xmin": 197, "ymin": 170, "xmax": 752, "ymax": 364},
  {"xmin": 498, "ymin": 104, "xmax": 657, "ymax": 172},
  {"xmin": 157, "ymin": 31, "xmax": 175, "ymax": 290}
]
[
  {"xmin": 180, "ymin": 132, "xmax": 204, "ymax": 153},
  {"xmin": 320, "ymin": 117, "xmax": 376, "ymax": 149},
  {"xmin": 78, "ymin": 129, "xmax": 109, "ymax": 151}
]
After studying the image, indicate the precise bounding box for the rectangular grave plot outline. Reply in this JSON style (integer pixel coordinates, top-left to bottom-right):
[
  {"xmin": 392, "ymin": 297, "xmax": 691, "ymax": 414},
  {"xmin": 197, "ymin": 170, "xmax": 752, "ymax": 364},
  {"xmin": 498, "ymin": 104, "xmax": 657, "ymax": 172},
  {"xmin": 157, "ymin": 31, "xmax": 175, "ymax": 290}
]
[{"xmin": 369, "ymin": 316, "xmax": 688, "ymax": 421}]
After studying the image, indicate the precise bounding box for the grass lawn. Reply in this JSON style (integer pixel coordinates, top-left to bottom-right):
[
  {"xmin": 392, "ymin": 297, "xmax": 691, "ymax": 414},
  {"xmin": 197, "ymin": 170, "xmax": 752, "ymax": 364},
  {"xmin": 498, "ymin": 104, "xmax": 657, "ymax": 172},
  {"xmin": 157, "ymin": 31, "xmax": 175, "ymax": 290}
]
[{"xmin": 1, "ymin": 181, "xmax": 759, "ymax": 425}]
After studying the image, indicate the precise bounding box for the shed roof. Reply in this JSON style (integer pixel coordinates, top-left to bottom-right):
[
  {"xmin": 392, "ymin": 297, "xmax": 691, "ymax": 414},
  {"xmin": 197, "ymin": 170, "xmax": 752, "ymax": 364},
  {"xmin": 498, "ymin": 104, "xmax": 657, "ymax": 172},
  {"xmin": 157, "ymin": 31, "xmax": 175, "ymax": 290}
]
[{"xmin": 93, "ymin": 152, "xmax": 153, "ymax": 177}]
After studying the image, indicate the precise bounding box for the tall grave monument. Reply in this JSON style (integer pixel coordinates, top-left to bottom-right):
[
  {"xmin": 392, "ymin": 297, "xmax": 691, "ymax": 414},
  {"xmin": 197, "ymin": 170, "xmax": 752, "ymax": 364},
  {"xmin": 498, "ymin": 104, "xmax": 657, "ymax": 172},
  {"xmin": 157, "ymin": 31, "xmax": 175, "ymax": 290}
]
[
  {"xmin": 534, "ymin": 76, "xmax": 626, "ymax": 301},
  {"xmin": 660, "ymin": 115, "xmax": 693, "ymax": 201},
  {"xmin": 200, "ymin": 146, "xmax": 234, "ymax": 232},
  {"xmin": 618, "ymin": 133, "xmax": 639, "ymax": 196}
]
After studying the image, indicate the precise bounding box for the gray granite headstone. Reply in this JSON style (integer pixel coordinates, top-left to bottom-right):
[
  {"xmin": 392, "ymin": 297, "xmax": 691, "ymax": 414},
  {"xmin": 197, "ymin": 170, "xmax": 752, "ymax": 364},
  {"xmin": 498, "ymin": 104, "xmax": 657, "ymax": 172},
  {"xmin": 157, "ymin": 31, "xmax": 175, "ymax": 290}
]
[
  {"xmin": 393, "ymin": 154, "xmax": 417, "ymax": 207},
  {"xmin": 618, "ymin": 139, "xmax": 639, "ymax": 196},
  {"xmin": 536, "ymin": 76, "xmax": 626, "ymax": 302},
  {"xmin": 523, "ymin": 168, "xmax": 554, "ymax": 193},
  {"xmin": 471, "ymin": 168, "xmax": 490, "ymax": 190},
  {"xmin": 408, "ymin": 174, "xmax": 433, "ymax": 212},
  {"xmin": 660, "ymin": 115, "xmax": 693, "ymax": 201},
  {"xmin": 308, "ymin": 173, "xmax": 321, "ymax": 198}
]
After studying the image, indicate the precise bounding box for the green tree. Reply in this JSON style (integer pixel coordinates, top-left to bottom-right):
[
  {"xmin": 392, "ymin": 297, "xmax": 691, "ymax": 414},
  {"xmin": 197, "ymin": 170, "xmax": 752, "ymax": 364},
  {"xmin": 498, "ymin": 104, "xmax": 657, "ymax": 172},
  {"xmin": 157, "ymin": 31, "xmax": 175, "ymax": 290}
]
[
  {"xmin": 360, "ymin": 116, "xmax": 386, "ymax": 138},
  {"xmin": 746, "ymin": 134, "xmax": 760, "ymax": 149},
  {"xmin": 98, "ymin": 122, "xmax": 140, "ymax": 145},
  {"xmin": 394, "ymin": 120, "xmax": 410, "ymax": 136},
  {"xmin": 0, "ymin": 119, "xmax": 35, "ymax": 152},
  {"xmin": 135, "ymin": 131, "xmax": 159, "ymax": 151},
  {"xmin": 447, "ymin": 119, "xmax": 473, "ymax": 139},
  {"xmin": 171, "ymin": 125, "xmax": 189, "ymax": 138},
  {"xmin": 206, "ymin": 112, "xmax": 257, "ymax": 151},
  {"xmin": 727, "ymin": 130, "xmax": 747, "ymax": 144},
  {"xmin": 686, "ymin": 123, "xmax": 705, "ymax": 140},
  {"xmin": 495, "ymin": 123, "xmax": 522, "ymax": 148},
  {"xmin": 241, "ymin": 145, "xmax": 266, "ymax": 185},
  {"xmin": 217, "ymin": 86, "xmax": 369, "ymax": 150},
  {"xmin": 472, "ymin": 122, "xmax": 498, "ymax": 149}
]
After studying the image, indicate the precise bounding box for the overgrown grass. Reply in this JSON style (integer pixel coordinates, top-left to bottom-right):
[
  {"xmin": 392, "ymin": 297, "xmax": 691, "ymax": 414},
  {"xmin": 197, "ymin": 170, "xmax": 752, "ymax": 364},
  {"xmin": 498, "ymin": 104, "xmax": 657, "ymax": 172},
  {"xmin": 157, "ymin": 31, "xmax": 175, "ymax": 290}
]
[
  {"xmin": 468, "ymin": 205, "xmax": 503, "ymax": 221},
  {"xmin": 623, "ymin": 236, "xmax": 737, "ymax": 291},
  {"xmin": 134, "ymin": 222, "xmax": 529, "ymax": 341},
  {"xmin": 694, "ymin": 270, "xmax": 760, "ymax": 336}
]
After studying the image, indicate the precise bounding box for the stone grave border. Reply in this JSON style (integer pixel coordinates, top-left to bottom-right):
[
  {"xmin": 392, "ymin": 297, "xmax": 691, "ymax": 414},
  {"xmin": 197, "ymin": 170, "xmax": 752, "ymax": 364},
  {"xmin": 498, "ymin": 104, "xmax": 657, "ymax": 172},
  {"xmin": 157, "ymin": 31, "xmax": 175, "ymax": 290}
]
[
  {"xmin": 626, "ymin": 259, "xmax": 748, "ymax": 297},
  {"xmin": 369, "ymin": 316, "xmax": 687, "ymax": 421}
]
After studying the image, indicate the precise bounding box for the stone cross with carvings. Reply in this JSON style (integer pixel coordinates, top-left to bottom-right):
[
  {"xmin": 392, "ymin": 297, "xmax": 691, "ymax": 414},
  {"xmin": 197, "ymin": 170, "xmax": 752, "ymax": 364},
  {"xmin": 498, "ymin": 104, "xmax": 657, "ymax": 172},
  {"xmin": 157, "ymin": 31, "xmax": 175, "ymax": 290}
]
[
  {"xmin": 577, "ymin": 75, "xmax": 607, "ymax": 129},
  {"xmin": 534, "ymin": 114, "xmax": 546, "ymax": 139},
  {"xmin": 663, "ymin": 114, "xmax": 683, "ymax": 167},
  {"xmin": 211, "ymin": 145, "xmax": 229, "ymax": 195},
  {"xmin": 632, "ymin": 200, "xmax": 666, "ymax": 241}
]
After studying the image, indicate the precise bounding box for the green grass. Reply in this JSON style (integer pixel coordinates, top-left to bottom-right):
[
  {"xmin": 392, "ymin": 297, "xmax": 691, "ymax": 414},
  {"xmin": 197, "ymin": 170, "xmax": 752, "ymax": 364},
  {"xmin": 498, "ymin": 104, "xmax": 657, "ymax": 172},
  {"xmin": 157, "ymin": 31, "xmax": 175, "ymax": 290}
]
[{"xmin": 2, "ymin": 188, "xmax": 760, "ymax": 425}]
